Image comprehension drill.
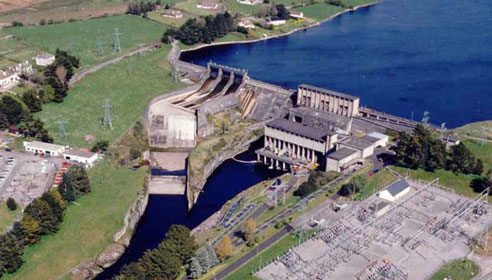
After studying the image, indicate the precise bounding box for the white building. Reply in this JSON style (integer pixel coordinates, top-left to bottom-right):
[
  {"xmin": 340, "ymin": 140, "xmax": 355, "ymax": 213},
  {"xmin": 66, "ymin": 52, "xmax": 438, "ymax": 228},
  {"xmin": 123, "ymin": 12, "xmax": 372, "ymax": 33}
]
[
  {"xmin": 268, "ymin": 19, "xmax": 286, "ymax": 26},
  {"xmin": 10, "ymin": 61, "xmax": 33, "ymax": 76},
  {"xmin": 378, "ymin": 180, "xmax": 410, "ymax": 202},
  {"xmin": 35, "ymin": 53, "xmax": 55, "ymax": 67},
  {"xmin": 24, "ymin": 141, "xmax": 66, "ymax": 157},
  {"xmin": 238, "ymin": 19, "xmax": 256, "ymax": 29},
  {"xmin": 367, "ymin": 132, "xmax": 389, "ymax": 148},
  {"xmin": 161, "ymin": 10, "xmax": 183, "ymax": 18},
  {"xmin": 237, "ymin": 0, "xmax": 262, "ymax": 5},
  {"xmin": 326, "ymin": 147, "xmax": 360, "ymax": 172},
  {"xmin": 196, "ymin": 0, "xmax": 219, "ymax": 10},
  {"xmin": 63, "ymin": 150, "xmax": 99, "ymax": 168},
  {"xmin": 0, "ymin": 70, "xmax": 19, "ymax": 89},
  {"xmin": 289, "ymin": 11, "xmax": 304, "ymax": 19}
]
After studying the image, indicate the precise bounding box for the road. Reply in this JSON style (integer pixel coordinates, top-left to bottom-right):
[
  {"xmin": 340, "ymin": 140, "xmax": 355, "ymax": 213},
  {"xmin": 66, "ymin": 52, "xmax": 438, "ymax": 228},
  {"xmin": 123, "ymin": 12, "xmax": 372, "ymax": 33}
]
[
  {"xmin": 68, "ymin": 42, "xmax": 159, "ymax": 87},
  {"xmin": 211, "ymin": 225, "xmax": 294, "ymax": 280}
]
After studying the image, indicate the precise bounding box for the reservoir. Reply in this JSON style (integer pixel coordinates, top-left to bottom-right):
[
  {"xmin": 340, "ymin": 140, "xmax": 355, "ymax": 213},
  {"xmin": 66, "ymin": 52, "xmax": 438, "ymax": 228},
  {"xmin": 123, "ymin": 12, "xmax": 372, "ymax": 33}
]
[
  {"xmin": 182, "ymin": 0, "xmax": 492, "ymax": 128},
  {"xmin": 99, "ymin": 0, "xmax": 491, "ymax": 277}
]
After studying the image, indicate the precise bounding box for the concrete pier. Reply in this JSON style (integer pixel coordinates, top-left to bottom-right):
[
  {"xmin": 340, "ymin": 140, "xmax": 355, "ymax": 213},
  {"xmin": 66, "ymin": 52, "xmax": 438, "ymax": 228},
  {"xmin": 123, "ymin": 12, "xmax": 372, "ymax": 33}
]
[{"xmin": 148, "ymin": 176, "xmax": 186, "ymax": 195}]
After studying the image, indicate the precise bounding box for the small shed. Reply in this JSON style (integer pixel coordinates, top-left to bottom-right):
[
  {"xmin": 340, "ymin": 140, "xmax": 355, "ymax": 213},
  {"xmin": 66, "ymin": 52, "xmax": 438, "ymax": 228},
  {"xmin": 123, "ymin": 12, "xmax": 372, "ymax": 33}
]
[
  {"xmin": 63, "ymin": 149, "xmax": 99, "ymax": 168},
  {"xmin": 378, "ymin": 180, "xmax": 410, "ymax": 202},
  {"xmin": 35, "ymin": 53, "xmax": 55, "ymax": 67}
]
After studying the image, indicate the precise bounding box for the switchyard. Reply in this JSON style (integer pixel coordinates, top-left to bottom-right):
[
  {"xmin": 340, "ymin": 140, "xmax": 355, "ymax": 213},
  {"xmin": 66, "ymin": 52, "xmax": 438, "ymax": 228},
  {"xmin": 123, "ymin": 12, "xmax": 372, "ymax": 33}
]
[{"xmin": 256, "ymin": 179, "xmax": 492, "ymax": 280}]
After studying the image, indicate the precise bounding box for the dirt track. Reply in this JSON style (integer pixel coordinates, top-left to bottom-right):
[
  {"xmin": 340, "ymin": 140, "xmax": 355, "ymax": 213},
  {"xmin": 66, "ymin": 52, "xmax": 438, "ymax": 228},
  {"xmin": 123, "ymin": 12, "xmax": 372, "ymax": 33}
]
[{"xmin": 0, "ymin": 0, "xmax": 50, "ymax": 13}]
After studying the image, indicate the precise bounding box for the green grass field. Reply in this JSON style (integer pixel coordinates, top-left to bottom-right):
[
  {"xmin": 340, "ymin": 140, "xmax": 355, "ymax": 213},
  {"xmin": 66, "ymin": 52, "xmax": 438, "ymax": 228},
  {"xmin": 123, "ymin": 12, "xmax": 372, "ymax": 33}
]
[
  {"xmin": 292, "ymin": 3, "xmax": 343, "ymax": 20},
  {"xmin": 223, "ymin": 0, "xmax": 257, "ymax": 16},
  {"xmin": 175, "ymin": 0, "xmax": 220, "ymax": 16},
  {"xmin": 225, "ymin": 234, "xmax": 299, "ymax": 280},
  {"xmin": 0, "ymin": 202, "xmax": 21, "ymax": 233},
  {"xmin": 455, "ymin": 120, "xmax": 492, "ymax": 140},
  {"xmin": 36, "ymin": 45, "xmax": 183, "ymax": 148},
  {"xmin": 354, "ymin": 168, "xmax": 396, "ymax": 200},
  {"xmin": 463, "ymin": 139, "xmax": 492, "ymax": 170},
  {"xmin": 429, "ymin": 259, "xmax": 478, "ymax": 280},
  {"xmin": 4, "ymin": 160, "xmax": 147, "ymax": 280},
  {"xmin": 5, "ymin": 15, "xmax": 166, "ymax": 69}
]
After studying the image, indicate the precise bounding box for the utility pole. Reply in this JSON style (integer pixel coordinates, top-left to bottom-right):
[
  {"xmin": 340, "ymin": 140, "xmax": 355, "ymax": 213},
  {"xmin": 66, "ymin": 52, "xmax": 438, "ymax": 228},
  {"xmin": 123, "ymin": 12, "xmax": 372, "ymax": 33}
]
[
  {"xmin": 422, "ymin": 111, "xmax": 430, "ymax": 125},
  {"xmin": 102, "ymin": 99, "xmax": 113, "ymax": 129},
  {"xmin": 97, "ymin": 40, "xmax": 104, "ymax": 56},
  {"xmin": 57, "ymin": 120, "xmax": 68, "ymax": 139}
]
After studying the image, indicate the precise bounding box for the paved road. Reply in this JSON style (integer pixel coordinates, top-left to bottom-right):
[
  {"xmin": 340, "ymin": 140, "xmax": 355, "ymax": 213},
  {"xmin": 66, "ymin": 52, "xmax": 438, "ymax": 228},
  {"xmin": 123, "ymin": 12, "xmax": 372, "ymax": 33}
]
[{"xmin": 212, "ymin": 225, "xmax": 294, "ymax": 280}]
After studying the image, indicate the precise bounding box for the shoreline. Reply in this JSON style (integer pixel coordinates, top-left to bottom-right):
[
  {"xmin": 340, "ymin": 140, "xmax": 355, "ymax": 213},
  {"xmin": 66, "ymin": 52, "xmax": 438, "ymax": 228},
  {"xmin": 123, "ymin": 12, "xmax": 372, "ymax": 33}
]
[{"xmin": 181, "ymin": 1, "xmax": 378, "ymax": 53}]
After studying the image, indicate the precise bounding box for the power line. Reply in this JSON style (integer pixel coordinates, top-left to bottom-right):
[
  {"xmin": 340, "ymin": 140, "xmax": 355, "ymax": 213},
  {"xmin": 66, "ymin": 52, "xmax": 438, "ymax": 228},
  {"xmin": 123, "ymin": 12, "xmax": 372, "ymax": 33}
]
[
  {"xmin": 102, "ymin": 99, "xmax": 113, "ymax": 129},
  {"xmin": 113, "ymin": 28, "xmax": 122, "ymax": 53},
  {"xmin": 57, "ymin": 120, "xmax": 68, "ymax": 139}
]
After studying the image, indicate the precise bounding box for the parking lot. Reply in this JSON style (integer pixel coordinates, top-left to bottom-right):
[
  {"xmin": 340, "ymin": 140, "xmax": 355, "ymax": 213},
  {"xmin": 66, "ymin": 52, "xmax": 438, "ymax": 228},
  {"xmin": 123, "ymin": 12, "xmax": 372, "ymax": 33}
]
[
  {"xmin": 257, "ymin": 180, "xmax": 492, "ymax": 280},
  {"xmin": 0, "ymin": 151, "xmax": 63, "ymax": 206}
]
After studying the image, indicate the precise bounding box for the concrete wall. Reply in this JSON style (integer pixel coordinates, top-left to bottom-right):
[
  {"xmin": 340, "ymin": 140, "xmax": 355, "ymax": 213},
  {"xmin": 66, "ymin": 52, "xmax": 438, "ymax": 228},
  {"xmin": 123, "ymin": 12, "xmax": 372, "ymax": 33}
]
[
  {"xmin": 326, "ymin": 150, "xmax": 360, "ymax": 172},
  {"xmin": 265, "ymin": 126, "xmax": 328, "ymax": 153}
]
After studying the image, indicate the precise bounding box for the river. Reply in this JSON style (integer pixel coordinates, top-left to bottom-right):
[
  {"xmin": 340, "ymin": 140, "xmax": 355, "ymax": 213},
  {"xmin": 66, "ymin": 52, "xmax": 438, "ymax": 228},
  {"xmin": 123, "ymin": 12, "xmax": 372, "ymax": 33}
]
[
  {"xmin": 98, "ymin": 0, "xmax": 491, "ymax": 277},
  {"xmin": 181, "ymin": 0, "xmax": 492, "ymax": 128}
]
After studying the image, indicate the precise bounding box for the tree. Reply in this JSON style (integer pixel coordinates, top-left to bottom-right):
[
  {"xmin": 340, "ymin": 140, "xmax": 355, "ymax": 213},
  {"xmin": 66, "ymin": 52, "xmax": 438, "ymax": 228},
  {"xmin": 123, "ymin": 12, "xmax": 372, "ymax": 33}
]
[
  {"xmin": 0, "ymin": 95, "xmax": 28, "ymax": 125},
  {"xmin": 6, "ymin": 197, "xmax": 17, "ymax": 211},
  {"xmin": 159, "ymin": 225, "xmax": 197, "ymax": 264},
  {"xmin": 195, "ymin": 247, "xmax": 211, "ymax": 273},
  {"xmin": 206, "ymin": 242, "xmax": 220, "ymax": 266},
  {"xmin": 214, "ymin": 235, "xmax": 233, "ymax": 261},
  {"xmin": 470, "ymin": 175, "xmax": 492, "ymax": 195},
  {"xmin": 242, "ymin": 218, "xmax": 256, "ymax": 242},
  {"xmin": 91, "ymin": 140, "xmax": 109, "ymax": 153},
  {"xmin": 20, "ymin": 215, "xmax": 41, "ymax": 245},
  {"xmin": 50, "ymin": 188, "xmax": 67, "ymax": 211},
  {"xmin": 24, "ymin": 198, "xmax": 60, "ymax": 234},
  {"xmin": 41, "ymin": 191, "xmax": 64, "ymax": 223},
  {"xmin": 275, "ymin": 4, "xmax": 289, "ymax": 19},
  {"xmin": 129, "ymin": 148, "xmax": 142, "ymax": 161},
  {"xmin": 115, "ymin": 262, "xmax": 148, "ymax": 280},
  {"xmin": 0, "ymin": 232, "xmax": 24, "ymax": 275},
  {"xmin": 65, "ymin": 164, "xmax": 91, "ymax": 194},
  {"xmin": 188, "ymin": 257, "xmax": 202, "ymax": 279},
  {"xmin": 58, "ymin": 175, "xmax": 76, "ymax": 202},
  {"xmin": 22, "ymin": 89, "xmax": 42, "ymax": 113},
  {"xmin": 138, "ymin": 249, "xmax": 182, "ymax": 280}
]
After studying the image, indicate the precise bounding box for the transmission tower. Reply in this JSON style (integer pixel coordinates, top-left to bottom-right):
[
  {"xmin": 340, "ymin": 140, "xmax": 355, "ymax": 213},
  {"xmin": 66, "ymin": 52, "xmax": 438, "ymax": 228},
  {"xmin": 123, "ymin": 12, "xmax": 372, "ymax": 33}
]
[
  {"xmin": 137, "ymin": 43, "xmax": 146, "ymax": 58},
  {"xmin": 112, "ymin": 28, "xmax": 122, "ymax": 53},
  {"xmin": 480, "ymin": 126, "xmax": 487, "ymax": 146},
  {"xmin": 97, "ymin": 40, "xmax": 104, "ymax": 56},
  {"xmin": 171, "ymin": 64, "xmax": 179, "ymax": 83},
  {"xmin": 440, "ymin": 122, "xmax": 447, "ymax": 140},
  {"xmin": 421, "ymin": 111, "xmax": 430, "ymax": 125},
  {"xmin": 102, "ymin": 99, "xmax": 113, "ymax": 129},
  {"xmin": 57, "ymin": 120, "xmax": 68, "ymax": 139}
]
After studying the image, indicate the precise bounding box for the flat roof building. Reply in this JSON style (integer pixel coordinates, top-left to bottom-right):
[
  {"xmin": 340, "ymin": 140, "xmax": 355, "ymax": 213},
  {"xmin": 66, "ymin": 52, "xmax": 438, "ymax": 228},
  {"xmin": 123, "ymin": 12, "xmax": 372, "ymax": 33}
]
[
  {"xmin": 326, "ymin": 147, "xmax": 359, "ymax": 172},
  {"xmin": 35, "ymin": 53, "xmax": 55, "ymax": 67},
  {"xmin": 24, "ymin": 141, "xmax": 65, "ymax": 156},
  {"xmin": 63, "ymin": 149, "xmax": 99, "ymax": 168},
  {"xmin": 297, "ymin": 84, "xmax": 360, "ymax": 117}
]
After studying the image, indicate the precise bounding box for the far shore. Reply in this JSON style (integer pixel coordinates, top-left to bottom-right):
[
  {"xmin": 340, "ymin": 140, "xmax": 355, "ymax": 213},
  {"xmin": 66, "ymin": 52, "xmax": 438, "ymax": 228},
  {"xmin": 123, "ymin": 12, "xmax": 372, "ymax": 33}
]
[{"xmin": 181, "ymin": 1, "xmax": 378, "ymax": 53}]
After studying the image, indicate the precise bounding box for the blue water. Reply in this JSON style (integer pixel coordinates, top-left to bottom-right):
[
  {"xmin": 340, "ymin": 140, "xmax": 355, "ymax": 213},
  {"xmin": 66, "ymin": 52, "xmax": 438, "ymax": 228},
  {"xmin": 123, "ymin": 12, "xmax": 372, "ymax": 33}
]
[
  {"xmin": 181, "ymin": 0, "xmax": 492, "ymax": 128},
  {"xmin": 96, "ymin": 142, "xmax": 281, "ymax": 279}
]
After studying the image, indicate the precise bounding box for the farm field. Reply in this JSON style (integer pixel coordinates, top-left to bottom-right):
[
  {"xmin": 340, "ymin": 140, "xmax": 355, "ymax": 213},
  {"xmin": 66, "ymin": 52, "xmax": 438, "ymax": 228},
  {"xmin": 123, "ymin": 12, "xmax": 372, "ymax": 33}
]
[
  {"xmin": 4, "ymin": 15, "xmax": 166, "ymax": 69},
  {"xmin": 36, "ymin": 45, "xmax": 184, "ymax": 148},
  {"xmin": 3, "ymin": 160, "xmax": 148, "ymax": 280}
]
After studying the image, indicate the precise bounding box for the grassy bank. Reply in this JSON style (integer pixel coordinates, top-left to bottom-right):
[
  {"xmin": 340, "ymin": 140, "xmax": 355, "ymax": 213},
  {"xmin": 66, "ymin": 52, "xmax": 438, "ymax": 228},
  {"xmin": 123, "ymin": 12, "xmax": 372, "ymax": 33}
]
[
  {"xmin": 5, "ymin": 15, "xmax": 166, "ymax": 68},
  {"xmin": 429, "ymin": 259, "xmax": 478, "ymax": 280},
  {"xmin": 4, "ymin": 160, "xmax": 148, "ymax": 280},
  {"xmin": 36, "ymin": 45, "xmax": 183, "ymax": 148},
  {"xmin": 354, "ymin": 168, "xmax": 397, "ymax": 200},
  {"xmin": 0, "ymin": 202, "xmax": 21, "ymax": 233}
]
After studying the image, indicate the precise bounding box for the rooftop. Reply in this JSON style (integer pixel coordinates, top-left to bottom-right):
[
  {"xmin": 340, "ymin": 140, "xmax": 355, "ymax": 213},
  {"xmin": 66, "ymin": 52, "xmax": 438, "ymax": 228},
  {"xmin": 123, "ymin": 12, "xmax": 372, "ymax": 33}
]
[
  {"xmin": 340, "ymin": 137, "xmax": 374, "ymax": 150},
  {"xmin": 64, "ymin": 149, "xmax": 97, "ymax": 158},
  {"xmin": 368, "ymin": 132, "xmax": 388, "ymax": 140},
  {"xmin": 37, "ymin": 53, "xmax": 55, "ymax": 59},
  {"xmin": 299, "ymin": 84, "xmax": 359, "ymax": 101},
  {"xmin": 327, "ymin": 147, "xmax": 358, "ymax": 160},
  {"xmin": 266, "ymin": 118, "xmax": 335, "ymax": 142},
  {"xmin": 386, "ymin": 180, "xmax": 410, "ymax": 196},
  {"xmin": 24, "ymin": 141, "xmax": 64, "ymax": 151},
  {"xmin": 360, "ymin": 135, "xmax": 380, "ymax": 144}
]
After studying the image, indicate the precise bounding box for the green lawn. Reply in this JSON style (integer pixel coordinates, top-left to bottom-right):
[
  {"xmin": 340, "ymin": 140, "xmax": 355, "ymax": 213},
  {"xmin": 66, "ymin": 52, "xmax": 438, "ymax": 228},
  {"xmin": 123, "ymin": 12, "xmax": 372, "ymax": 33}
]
[
  {"xmin": 225, "ymin": 234, "xmax": 299, "ymax": 280},
  {"xmin": 429, "ymin": 259, "xmax": 478, "ymax": 280},
  {"xmin": 342, "ymin": 0, "xmax": 374, "ymax": 8},
  {"xmin": 354, "ymin": 168, "xmax": 396, "ymax": 200},
  {"xmin": 36, "ymin": 45, "xmax": 184, "ymax": 148},
  {"xmin": 0, "ymin": 202, "xmax": 21, "ymax": 233},
  {"xmin": 293, "ymin": 3, "xmax": 344, "ymax": 20},
  {"xmin": 224, "ymin": 0, "xmax": 257, "ymax": 16},
  {"xmin": 463, "ymin": 139, "xmax": 492, "ymax": 170},
  {"xmin": 5, "ymin": 15, "xmax": 166, "ymax": 69},
  {"xmin": 455, "ymin": 120, "xmax": 492, "ymax": 141},
  {"xmin": 4, "ymin": 160, "xmax": 148, "ymax": 280},
  {"xmin": 175, "ymin": 0, "xmax": 219, "ymax": 16}
]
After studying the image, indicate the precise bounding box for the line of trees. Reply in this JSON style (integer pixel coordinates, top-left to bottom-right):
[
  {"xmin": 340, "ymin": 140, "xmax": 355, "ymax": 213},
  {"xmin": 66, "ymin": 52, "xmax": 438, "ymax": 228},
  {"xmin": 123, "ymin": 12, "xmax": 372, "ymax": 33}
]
[
  {"xmin": 162, "ymin": 12, "xmax": 235, "ymax": 45},
  {"xmin": 0, "ymin": 165, "xmax": 91, "ymax": 277},
  {"xmin": 116, "ymin": 225, "xmax": 199, "ymax": 280},
  {"xmin": 44, "ymin": 49, "xmax": 80, "ymax": 103},
  {"xmin": 127, "ymin": 1, "xmax": 161, "ymax": 16},
  {"xmin": 391, "ymin": 125, "xmax": 483, "ymax": 175}
]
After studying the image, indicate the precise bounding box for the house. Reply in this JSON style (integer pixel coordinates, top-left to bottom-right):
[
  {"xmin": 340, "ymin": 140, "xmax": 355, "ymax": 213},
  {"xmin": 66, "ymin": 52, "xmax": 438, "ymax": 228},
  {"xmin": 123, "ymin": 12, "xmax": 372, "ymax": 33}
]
[
  {"xmin": 442, "ymin": 135, "xmax": 460, "ymax": 150},
  {"xmin": 238, "ymin": 19, "xmax": 256, "ymax": 29},
  {"xmin": 196, "ymin": 0, "xmax": 219, "ymax": 10},
  {"xmin": 378, "ymin": 180, "xmax": 410, "ymax": 202},
  {"xmin": 237, "ymin": 0, "xmax": 262, "ymax": 5},
  {"xmin": 9, "ymin": 61, "xmax": 33, "ymax": 76},
  {"xmin": 0, "ymin": 69, "xmax": 19, "ymax": 89},
  {"xmin": 289, "ymin": 11, "xmax": 304, "ymax": 19},
  {"xmin": 267, "ymin": 19, "xmax": 286, "ymax": 26},
  {"xmin": 63, "ymin": 149, "xmax": 99, "ymax": 168},
  {"xmin": 35, "ymin": 53, "xmax": 55, "ymax": 67},
  {"xmin": 161, "ymin": 10, "xmax": 183, "ymax": 19},
  {"xmin": 24, "ymin": 141, "xmax": 66, "ymax": 157}
]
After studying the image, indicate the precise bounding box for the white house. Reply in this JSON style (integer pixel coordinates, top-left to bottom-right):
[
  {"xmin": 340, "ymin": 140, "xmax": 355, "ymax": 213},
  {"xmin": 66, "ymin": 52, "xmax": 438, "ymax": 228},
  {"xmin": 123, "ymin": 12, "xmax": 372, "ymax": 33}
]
[
  {"xmin": 161, "ymin": 10, "xmax": 183, "ymax": 19},
  {"xmin": 289, "ymin": 11, "xmax": 304, "ymax": 19},
  {"xmin": 237, "ymin": 0, "xmax": 262, "ymax": 5},
  {"xmin": 268, "ymin": 19, "xmax": 286, "ymax": 26},
  {"xmin": 24, "ymin": 141, "xmax": 66, "ymax": 157},
  {"xmin": 238, "ymin": 19, "xmax": 256, "ymax": 29},
  {"xmin": 196, "ymin": 0, "xmax": 219, "ymax": 10},
  {"xmin": 0, "ymin": 70, "xmax": 19, "ymax": 89},
  {"xmin": 35, "ymin": 53, "xmax": 55, "ymax": 67},
  {"xmin": 378, "ymin": 180, "xmax": 410, "ymax": 202},
  {"xmin": 10, "ymin": 61, "xmax": 33, "ymax": 76},
  {"xmin": 63, "ymin": 149, "xmax": 99, "ymax": 168}
]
